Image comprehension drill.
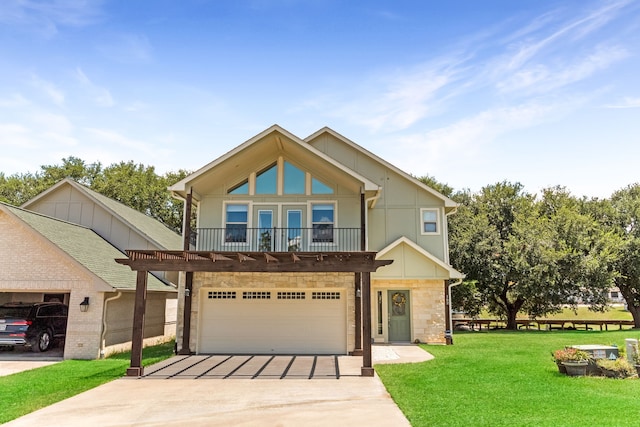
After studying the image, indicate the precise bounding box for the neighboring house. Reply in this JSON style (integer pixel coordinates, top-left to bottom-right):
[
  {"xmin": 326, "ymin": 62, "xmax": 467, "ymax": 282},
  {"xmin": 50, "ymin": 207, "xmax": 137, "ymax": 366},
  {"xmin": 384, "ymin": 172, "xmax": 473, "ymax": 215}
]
[
  {"xmin": 21, "ymin": 178, "xmax": 182, "ymax": 338},
  {"xmin": 22, "ymin": 178, "xmax": 182, "ymax": 288},
  {"xmin": 118, "ymin": 125, "xmax": 463, "ymax": 376},
  {"xmin": 0, "ymin": 202, "xmax": 176, "ymax": 359}
]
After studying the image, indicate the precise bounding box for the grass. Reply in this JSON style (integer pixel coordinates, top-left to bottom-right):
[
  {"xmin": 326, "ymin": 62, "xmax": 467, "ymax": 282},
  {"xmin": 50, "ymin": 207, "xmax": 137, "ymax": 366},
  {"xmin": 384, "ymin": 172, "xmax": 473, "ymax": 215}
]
[
  {"xmin": 376, "ymin": 330, "xmax": 640, "ymax": 427},
  {"xmin": 0, "ymin": 340, "xmax": 175, "ymax": 424}
]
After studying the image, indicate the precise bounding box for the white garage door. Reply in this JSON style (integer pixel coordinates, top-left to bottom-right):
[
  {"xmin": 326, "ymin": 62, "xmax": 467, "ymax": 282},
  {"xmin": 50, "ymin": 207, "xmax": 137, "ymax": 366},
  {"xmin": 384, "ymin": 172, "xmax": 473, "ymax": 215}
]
[{"xmin": 198, "ymin": 289, "xmax": 347, "ymax": 354}]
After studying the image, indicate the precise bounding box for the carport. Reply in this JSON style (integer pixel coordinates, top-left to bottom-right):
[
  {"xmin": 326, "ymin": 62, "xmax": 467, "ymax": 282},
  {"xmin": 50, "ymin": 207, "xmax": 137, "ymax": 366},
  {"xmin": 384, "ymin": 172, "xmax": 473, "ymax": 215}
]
[{"xmin": 116, "ymin": 250, "xmax": 392, "ymax": 377}]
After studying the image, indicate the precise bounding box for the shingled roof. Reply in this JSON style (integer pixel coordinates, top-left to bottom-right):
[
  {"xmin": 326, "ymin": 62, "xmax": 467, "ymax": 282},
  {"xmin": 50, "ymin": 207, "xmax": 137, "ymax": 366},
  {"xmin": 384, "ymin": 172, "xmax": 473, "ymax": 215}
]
[
  {"xmin": 1, "ymin": 202, "xmax": 174, "ymax": 292},
  {"xmin": 22, "ymin": 178, "xmax": 182, "ymax": 251}
]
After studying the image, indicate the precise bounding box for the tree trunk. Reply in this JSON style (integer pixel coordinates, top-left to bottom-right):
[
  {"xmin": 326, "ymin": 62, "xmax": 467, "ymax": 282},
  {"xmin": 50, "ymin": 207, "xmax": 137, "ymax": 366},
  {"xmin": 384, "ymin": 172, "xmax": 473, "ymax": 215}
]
[
  {"xmin": 618, "ymin": 285, "xmax": 640, "ymax": 328},
  {"xmin": 629, "ymin": 304, "xmax": 640, "ymax": 329},
  {"xmin": 505, "ymin": 309, "xmax": 519, "ymax": 330}
]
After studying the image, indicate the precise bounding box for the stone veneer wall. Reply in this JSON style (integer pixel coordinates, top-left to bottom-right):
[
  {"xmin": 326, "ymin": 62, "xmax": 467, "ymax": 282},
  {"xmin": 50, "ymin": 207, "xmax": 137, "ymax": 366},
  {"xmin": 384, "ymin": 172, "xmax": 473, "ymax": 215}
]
[
  {"xmin": 176, "ymin": 272, "xmax": 355, "ymax": 353},
  {"xmin": 372, "ymin": 278, "xmax": 446, "ymax": 344}
]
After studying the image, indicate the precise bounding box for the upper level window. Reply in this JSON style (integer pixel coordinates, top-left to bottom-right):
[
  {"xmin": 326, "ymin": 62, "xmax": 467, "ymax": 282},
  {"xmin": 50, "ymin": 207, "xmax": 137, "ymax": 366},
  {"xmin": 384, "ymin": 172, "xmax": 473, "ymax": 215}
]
[
  {"xmin": 421, "ymin": 209, "xmax": 439, "ymax": 234},
  {"xmin": 312, "ymin": 177, "xmax": 333, "ymax": 194},
  {"xmin": 255, "ymin": 163, "xmax": 277, "ymax": 194},
  {"xmin": 229, "ymin": 180, "xmax": 248, "ymax": 195},
  {"xmin": 284, "ymin": 161, "xmax": 305, "ymax": 194},
  {"xmin": 226, "ymin": 157, "xmax": 334, "ymax": 195},
  {"xmin": 312, "ymin": 203, "xmax": 334, "ymax": 243},
  {"xmin": 225, "ymin": 204, "xmax": 248, "ymax": 242}
]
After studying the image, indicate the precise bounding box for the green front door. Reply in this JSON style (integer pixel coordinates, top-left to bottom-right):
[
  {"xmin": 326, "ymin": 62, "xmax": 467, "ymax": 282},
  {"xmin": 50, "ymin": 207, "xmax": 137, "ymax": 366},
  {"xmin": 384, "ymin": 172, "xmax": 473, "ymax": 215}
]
[{"xmin": 388, "ymin": 290, "xmax": 411, "ymax": 342}]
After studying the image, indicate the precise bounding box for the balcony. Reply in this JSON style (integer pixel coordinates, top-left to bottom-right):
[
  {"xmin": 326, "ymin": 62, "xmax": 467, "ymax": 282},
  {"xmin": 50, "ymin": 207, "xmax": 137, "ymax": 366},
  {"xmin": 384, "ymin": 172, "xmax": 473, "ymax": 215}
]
[{"xmin": 193, "ymin": 227, "xmax": 362, "ymax": 252}]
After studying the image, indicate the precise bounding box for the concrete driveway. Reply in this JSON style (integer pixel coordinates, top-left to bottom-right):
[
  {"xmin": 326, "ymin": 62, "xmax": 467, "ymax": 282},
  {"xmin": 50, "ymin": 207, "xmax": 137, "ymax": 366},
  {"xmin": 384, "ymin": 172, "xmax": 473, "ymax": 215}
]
[
  {"xmin": 4, "ymin": 345, "xmax": 432, "ymax": 427},
  {"xmin": 0, "ymin": 346, "xmax": 63, "ymax": 376}
]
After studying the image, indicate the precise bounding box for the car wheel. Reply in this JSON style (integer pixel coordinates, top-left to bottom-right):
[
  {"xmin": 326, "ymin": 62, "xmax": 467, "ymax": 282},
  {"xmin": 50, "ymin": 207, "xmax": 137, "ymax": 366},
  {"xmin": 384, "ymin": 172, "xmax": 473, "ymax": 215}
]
[{"xmin": 32, "ymin": 331, "xmax": 51, "ymax": 353}]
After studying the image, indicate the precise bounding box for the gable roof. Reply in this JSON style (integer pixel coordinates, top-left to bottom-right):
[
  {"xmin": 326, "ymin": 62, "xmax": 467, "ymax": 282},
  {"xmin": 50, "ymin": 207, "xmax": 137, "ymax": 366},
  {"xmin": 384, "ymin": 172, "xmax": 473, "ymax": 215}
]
[
  {"xmin": 169, "ymin": 125, "xmax": 381, "ymax": 201},
  {"xmin": 0, "ymin": 202, "xmax": 174, "ymax": 292},
  {"xmin": 22, "ymin": 178, "xmax": 182, "ymax": 250},
  {"xmin": 305, "ymin": 127, "xmax": 459, "ymax": 213},
  {"xmin": 376, "ymin": 236, "xmax": 464, "ymax": 279}
]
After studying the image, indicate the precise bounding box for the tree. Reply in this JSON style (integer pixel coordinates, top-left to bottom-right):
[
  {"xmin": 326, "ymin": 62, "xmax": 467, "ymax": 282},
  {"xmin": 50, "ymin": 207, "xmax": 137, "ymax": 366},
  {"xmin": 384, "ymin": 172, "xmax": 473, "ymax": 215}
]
[
  {"xmin": 0, "ymin": 158, "xmax": 189, "ymax": 234},
  {"xmin": 606, "ymin": 184, "xmax": 640, "ymax": 328},
  {"xmin": 449, "ymin": 183, "xmax": 617, "ymax": 329}
]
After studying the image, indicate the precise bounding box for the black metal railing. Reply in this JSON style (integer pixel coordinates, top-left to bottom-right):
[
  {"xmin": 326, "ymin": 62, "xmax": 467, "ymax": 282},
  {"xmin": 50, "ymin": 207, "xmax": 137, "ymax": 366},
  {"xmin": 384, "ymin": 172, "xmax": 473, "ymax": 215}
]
[{"xmin": 193, "ymin": 227, "xmax": 362, "ymax": 252}]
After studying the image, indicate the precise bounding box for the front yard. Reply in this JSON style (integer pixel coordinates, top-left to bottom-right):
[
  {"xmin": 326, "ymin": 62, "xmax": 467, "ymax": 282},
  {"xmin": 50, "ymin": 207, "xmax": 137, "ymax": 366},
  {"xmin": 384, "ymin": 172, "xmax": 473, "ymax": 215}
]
[
  {"xmin": 0, "ymin": 341, "xmax": 175, "ymax": 424},
  {"xmin": 377, "ymin": 330, "xmax": 640, "ymax": 426},
  {"xmin": 3, "ymin": 332, "xmax": 640, "ymax": 426}
]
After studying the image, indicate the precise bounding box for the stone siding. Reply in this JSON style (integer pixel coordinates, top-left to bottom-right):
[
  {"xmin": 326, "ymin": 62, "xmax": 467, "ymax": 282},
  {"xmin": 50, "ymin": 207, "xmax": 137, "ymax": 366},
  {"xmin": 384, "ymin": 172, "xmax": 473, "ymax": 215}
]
[{"xmin": 372, "ymin": 278, "xmax": 446, "ymax": 344}]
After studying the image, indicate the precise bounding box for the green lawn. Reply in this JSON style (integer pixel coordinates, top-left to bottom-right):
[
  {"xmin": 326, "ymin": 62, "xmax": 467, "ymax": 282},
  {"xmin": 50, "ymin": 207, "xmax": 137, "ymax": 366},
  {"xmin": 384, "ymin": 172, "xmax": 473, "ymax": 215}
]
[
  {"xmin": 376, "ymin": 330, "xmax": 640, "ymax": 427},
  {"xmin": 0, "ymin": 340, "xmax": 175, "ymax": 424}
]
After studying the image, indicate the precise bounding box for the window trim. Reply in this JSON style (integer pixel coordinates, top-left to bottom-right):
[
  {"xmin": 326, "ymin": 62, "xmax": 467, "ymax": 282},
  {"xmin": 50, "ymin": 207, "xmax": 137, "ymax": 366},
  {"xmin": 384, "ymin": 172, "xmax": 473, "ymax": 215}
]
[
  {"xmin": 310, "ymin": 201, "xmax": 337, "ymax": 245},
  {"xmin": 420, "ymin": 208, "xmax": 440, "ymax": 235},
  {"xmin": 223, "ymin": 202, "xmax": 250, "ymax": 245}
]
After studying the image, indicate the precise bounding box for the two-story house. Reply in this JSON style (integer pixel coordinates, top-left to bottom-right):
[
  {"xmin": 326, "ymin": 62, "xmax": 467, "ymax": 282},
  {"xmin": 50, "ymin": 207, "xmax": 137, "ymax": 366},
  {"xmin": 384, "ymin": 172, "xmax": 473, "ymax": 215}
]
[{"xmin": 118, "ymin": 125, "xmax": 463, "ymax": 376}]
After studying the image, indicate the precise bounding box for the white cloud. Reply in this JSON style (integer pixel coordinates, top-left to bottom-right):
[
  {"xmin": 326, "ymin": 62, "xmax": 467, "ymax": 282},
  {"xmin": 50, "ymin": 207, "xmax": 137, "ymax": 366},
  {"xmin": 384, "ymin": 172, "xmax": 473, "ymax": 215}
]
[
  {"xmin": 98, "ymin": 33, "xmax": 153, "ymax": 63},
  {"xmin": 0, "ymin": 0, "xmax": 104, "ymax": 37},
  {"xmin": 29, "ymin": 74, "xmax": 65, "ymax": 106},
  {"xmin": 604, "ymin": 97, "xmax": 640, "ymax": 109},
  {"xmin": 75, "ymin": 68, "xmax": 114, "ymax": 107},
  {"xmin": 0, "ymin": 93, "xmax": 30, "ymax": 108},
  {"xmin": 497, "ymin": 44, "xmax": 629, "ymax": 95}
]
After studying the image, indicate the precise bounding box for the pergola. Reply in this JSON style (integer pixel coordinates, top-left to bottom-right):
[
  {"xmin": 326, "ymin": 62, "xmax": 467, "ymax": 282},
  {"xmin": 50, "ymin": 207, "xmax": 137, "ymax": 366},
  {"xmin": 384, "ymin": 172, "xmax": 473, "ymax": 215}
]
[{"xmin": 116, "ymin": 250, "xmax": 392, "ymax": 377}]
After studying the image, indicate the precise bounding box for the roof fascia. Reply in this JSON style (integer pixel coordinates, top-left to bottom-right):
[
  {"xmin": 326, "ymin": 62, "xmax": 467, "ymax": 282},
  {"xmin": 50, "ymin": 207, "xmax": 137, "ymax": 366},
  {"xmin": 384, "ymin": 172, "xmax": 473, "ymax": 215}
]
[
  {"xmin": 376, "ymin": 236, "xmax": 465, "ymax": 279},
  {"xmin": 305, "ymin": 127, "xmax": 459, "ymax": 212}
]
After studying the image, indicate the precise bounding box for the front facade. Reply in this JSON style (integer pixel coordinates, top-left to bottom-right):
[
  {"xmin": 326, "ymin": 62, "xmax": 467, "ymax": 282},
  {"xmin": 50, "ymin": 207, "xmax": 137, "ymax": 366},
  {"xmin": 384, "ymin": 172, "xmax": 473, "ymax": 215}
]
[{"xmin": 165, "ymin": 125, "xmax": 462, "ymax": 360}]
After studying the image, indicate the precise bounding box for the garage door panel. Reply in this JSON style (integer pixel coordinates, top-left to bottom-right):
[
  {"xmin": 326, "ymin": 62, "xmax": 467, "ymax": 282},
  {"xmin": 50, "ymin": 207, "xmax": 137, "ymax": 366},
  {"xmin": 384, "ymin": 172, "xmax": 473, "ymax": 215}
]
[{"xmin": 198, "ymin": 289, "xmax": 347, "ymax": 354}]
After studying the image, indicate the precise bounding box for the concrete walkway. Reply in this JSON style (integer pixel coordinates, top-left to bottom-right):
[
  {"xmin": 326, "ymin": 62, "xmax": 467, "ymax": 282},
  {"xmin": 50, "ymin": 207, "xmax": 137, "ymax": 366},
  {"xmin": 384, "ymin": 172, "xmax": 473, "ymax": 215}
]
[{"xmin": 4, "ymin": 345, "xmax": 433, "ymax": 427}]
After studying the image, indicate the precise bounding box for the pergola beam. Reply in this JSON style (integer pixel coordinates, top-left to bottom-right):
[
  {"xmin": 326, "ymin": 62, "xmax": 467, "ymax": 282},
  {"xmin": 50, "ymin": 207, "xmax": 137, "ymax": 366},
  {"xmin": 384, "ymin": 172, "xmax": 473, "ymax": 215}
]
[{"xmin": 116, "ymin": 251, "xmax": 391, "ymax": 273}]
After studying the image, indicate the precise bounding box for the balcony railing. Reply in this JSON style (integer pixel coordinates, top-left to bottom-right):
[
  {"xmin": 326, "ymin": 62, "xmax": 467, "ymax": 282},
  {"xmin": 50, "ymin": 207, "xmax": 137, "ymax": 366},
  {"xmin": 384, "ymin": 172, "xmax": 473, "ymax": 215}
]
[{"xmin": 193, "ymin": 227, "xmax": 362, "ymax": 252}]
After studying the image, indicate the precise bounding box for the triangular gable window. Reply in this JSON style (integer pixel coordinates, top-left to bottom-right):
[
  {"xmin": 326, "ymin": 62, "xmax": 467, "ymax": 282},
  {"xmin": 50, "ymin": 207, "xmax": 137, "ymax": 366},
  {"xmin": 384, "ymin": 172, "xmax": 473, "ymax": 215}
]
[
  {"xmin": 255, "ymin": 163, "xmax": 277, "ymax": 194},
  {"xmin": 228, "ymin": 180, "xmax": 249, "ymax": 195},
  {"xmin": 312, "ymin": 177, "xmax": 333, "ymax": 194},
  {"xmin": 226, "ymin": 159, "xmax": 334, "ymax": 195},
  {"xmin": 284, "ymin": 161, "xmax": 305, "ymax": 194}
]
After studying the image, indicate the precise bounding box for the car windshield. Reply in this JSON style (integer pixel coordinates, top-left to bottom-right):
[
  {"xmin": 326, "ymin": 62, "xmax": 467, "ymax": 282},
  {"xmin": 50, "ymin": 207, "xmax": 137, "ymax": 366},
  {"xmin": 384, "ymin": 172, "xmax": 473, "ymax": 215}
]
[{"xmin": 0, "ymin": 306, "xmax": 32, "ymax": 318}]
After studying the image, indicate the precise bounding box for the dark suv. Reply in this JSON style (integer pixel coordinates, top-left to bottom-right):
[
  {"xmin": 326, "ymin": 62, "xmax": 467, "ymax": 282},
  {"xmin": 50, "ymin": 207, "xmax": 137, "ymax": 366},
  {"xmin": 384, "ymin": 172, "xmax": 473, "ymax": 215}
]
[{"xmin": 0, "ymin": 302, "xmax": 68, "ymax": 352}]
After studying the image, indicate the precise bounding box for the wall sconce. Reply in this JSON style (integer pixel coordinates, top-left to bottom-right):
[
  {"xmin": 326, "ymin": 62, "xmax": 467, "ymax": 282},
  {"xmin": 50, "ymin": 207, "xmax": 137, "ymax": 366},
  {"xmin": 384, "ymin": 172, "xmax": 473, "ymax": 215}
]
[
  {"xmin": 356, "ymin": 287, "xmax": 361, "ymax": 298},
  {"xmin": 184, "ymin": 288, "xmax": 190, "ymax": 297},
  {"xmin": 79, "ymin": 297, "xmax": 90, "ymax": 312}
]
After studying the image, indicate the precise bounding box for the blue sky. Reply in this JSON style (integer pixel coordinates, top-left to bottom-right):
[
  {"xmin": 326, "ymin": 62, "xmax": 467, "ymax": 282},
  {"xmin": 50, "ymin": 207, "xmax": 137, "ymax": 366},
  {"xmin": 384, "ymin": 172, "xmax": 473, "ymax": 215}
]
[{"xmin": 1, "ymin": 0, "xmax": 639, "ymax": 198}]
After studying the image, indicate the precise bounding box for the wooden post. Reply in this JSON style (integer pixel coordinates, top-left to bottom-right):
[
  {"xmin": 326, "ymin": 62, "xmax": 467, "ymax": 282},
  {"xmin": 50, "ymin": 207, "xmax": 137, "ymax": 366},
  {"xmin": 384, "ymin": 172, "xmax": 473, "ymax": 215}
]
[
  {"xmin": 352, "ymin": 272, "xmax": 362, "ymax": 356},
  {"xmin": 127, "ymin": 270, "xmax": 148, "ymax": 376},
  {"xmin": 444, "ymin": 281, "xmax": 453, "ymax": 345},
  {"xmin": 178, "ymin": 189, "xmax": 194, "ymax": 355},
  {"xmin": 183, "ymin": 190, "xmax": 193, "ymax": 251},
  {"xmin": 178, "ymin": 271, "xmax": 194, "ymax": 355},
  {"xmin": 352, "ymin": 191, "xmax": 366, "ymax": 356},
  {"xmin": 361, "ymin": 271, "xmax": 374, "ymax": 376}
]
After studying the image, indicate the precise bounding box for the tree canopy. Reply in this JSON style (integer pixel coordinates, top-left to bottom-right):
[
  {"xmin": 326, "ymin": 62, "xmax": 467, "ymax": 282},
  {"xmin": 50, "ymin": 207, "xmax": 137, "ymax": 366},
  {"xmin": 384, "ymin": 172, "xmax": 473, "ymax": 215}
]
[
  {"xmin": 2, "ymin": 158, "xmax": 639, "ymax": 327},
  {"xmin": 0, "ymin": 157, "xmax": 189, "ymax": 233}
]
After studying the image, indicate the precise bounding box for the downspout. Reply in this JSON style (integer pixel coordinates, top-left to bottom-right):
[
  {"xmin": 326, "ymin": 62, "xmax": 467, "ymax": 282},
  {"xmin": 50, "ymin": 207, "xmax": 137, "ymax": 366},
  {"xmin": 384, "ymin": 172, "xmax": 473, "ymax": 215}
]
[
  {"xmin": 445, "ymin": 279, "xmax": 463, "ymax": 345},
  {"xmin": 100, "ymin": 291, "xmax": 123, "ymax": 358}
]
